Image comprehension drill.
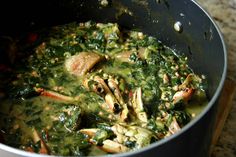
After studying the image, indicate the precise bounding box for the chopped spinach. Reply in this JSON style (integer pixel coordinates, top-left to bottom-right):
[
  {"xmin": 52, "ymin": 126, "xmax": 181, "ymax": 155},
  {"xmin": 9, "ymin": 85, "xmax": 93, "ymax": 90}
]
[{"xmin": 0, "ymin": 21, "xmax": 208, "ymax": 156}]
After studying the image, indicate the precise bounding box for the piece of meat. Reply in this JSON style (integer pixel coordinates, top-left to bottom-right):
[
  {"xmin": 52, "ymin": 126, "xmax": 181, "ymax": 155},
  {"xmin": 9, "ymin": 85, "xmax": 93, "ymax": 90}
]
[
  {"xmin": 65, "ymin": 52, "xmax": 103, "ymax": 76},
  {"xmin": 172, "ymin": 88, "xmax": 194, "ymax": 104}
]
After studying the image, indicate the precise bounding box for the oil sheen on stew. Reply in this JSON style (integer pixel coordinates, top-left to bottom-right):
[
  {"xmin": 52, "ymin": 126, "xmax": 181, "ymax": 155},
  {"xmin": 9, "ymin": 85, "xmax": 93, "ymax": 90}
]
[{"xmin": 0, "ymin": 21, "xmax": 208, "ymax": 156}]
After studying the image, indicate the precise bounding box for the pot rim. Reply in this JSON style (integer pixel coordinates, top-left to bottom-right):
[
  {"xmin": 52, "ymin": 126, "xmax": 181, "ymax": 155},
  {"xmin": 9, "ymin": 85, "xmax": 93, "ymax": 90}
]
[{"xmin": 0, "ymin": 1, "xmax": 227, "ymax": 157}]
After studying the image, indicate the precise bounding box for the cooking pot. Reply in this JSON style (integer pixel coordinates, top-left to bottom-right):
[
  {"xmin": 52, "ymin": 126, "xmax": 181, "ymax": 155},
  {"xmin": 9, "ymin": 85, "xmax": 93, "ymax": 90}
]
[{"xmin": 0, "ymin": 0, "xmax": 227, "ymax": 157}]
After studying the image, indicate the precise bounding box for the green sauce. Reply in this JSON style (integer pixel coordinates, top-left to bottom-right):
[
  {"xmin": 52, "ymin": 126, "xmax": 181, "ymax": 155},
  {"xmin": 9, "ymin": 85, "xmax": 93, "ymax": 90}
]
[{"xmin": 0, "ymin": 21, "xmax": 208, "ymax": 156}]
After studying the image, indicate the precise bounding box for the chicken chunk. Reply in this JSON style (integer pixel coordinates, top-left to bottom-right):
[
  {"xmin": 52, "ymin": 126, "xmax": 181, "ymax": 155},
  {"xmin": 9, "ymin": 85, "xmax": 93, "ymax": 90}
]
[{"xmin": 65, "ymin": 52, "xmax": 103, "ymax": 76}]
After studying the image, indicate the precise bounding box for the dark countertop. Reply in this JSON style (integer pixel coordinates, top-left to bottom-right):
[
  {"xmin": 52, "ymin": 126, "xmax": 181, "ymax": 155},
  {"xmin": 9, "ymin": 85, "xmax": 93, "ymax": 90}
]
[{"xmin": 197, "ymin": 0, "xmax": 236, "ymax": 157}]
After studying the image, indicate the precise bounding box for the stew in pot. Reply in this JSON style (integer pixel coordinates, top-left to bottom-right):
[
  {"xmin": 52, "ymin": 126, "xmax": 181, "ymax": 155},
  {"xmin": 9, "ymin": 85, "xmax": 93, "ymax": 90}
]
[{"xmin": 0, "ymin": 21, "xmax": 208, "ymax": 156}]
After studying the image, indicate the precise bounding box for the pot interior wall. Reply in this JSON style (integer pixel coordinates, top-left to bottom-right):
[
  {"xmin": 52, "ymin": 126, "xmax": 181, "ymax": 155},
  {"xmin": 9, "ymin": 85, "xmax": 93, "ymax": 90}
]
[{"xmin": 0, "ymin": 1, "xmax": 226, "ymax": 157}]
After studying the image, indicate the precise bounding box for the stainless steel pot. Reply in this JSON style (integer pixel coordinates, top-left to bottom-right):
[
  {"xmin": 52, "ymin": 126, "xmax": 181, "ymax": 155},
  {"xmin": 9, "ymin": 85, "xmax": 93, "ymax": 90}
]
[{"xmin": 0, "ymin": 0, "xmax": 227, "ymax": 157}]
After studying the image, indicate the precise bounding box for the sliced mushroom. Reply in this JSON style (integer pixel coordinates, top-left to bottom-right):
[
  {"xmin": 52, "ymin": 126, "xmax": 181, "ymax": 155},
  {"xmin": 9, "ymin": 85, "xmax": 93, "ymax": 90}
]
[
  {"xmin": 107, "ymin": 78, "xmax": 129, "ymax": 121},
  {"xmin": 107, "ymin": 79, "xmax": 123, "ymax": 104},
  {"xmin": 93, "ymin": 76, "xmax": 112, "ymax": 94},
  {"xmin": 131, "ymin": 88, "xmax": 148, "ymax": 123},
  {"xmin": 100, "ymin": 139, "xmax": 129, "ymax": 153},
  {"xmin": 84, "ymin": 75, "xmax": 126, "ymax": 119},
  {"xmin": 168, "ymin": 117, "xmax": 181, "ymax": 134},
  {"xmin": 80, "ymin": 127, "xmax": 129, "ymax": 153},
  {"xmin": 105, "ymin": 93, "xmax": 121, "ymax": 113}
]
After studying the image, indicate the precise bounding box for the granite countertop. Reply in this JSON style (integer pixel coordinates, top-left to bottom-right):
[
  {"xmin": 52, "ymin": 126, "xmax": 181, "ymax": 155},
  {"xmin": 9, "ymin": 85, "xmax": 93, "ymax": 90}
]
[{"xmin": 197, "ymin": 0, "xmax": 236, "ymax": 157}]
